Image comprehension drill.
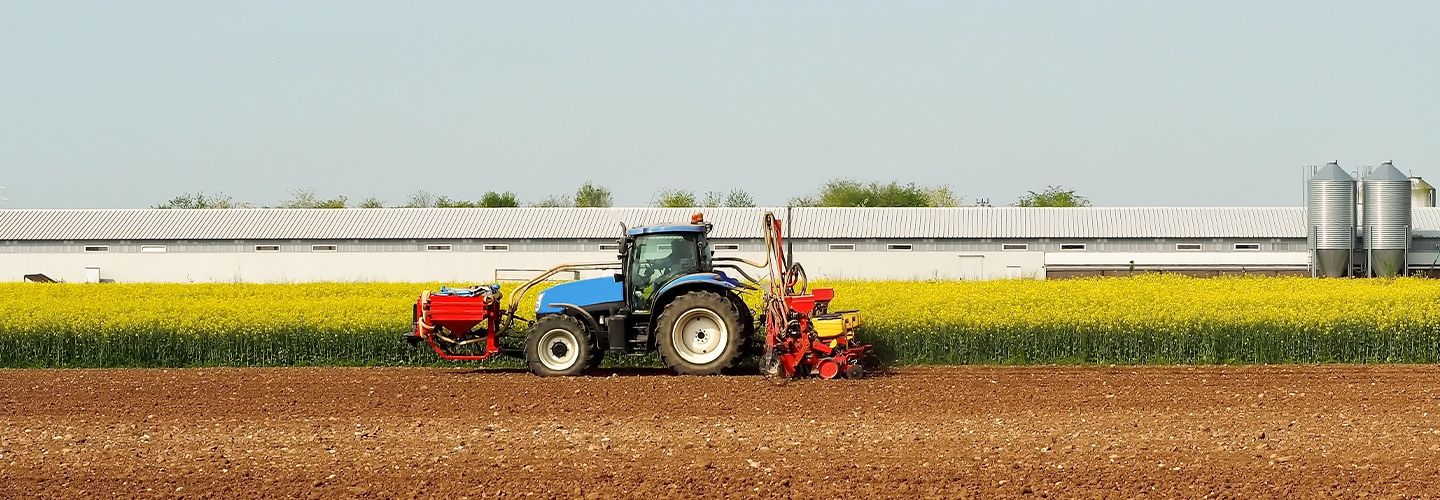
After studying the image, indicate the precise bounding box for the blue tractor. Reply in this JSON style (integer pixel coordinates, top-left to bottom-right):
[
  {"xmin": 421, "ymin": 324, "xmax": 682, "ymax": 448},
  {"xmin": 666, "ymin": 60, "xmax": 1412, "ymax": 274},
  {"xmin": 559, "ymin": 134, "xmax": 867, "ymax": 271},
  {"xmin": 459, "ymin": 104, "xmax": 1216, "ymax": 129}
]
[
  {"xmin": 409, "ymin": 212, "xmax": 867, "ymax": 377},
  {"xmin": 409, "ymin": 213, "xmax": 757, "ymax": 376},
  {"xmin": 524, "ymin": 216, "xmax": 756, "ymax": 375}
]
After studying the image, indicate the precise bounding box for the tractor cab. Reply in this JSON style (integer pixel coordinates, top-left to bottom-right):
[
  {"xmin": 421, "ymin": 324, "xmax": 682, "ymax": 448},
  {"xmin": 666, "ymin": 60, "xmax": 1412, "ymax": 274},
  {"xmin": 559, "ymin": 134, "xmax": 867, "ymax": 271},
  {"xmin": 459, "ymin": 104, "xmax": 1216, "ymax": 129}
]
[{"xmin": 620, "ymin": 221, "xmax": 712, "ymax": 313}]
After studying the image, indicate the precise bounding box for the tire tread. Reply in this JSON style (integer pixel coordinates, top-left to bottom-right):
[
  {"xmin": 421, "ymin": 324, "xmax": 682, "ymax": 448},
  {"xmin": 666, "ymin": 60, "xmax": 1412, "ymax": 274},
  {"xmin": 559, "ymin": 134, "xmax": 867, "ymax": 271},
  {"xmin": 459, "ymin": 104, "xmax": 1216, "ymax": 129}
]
[
  {"xmin": 524, "ymin": 315, "xmax": 596, "ymax": 377},
  {"xmin": 655, "ymin": 291, "xmax": 746, "ymax": 375}
]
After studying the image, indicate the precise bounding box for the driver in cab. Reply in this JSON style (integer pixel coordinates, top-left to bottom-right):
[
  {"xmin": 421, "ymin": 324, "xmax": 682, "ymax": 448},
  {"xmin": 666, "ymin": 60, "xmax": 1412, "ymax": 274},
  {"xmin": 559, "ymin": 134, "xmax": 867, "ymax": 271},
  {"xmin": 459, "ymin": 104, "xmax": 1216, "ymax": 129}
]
[{"xmin": 635, "ymin": 238, "xmax": 698, "ymax": 306}]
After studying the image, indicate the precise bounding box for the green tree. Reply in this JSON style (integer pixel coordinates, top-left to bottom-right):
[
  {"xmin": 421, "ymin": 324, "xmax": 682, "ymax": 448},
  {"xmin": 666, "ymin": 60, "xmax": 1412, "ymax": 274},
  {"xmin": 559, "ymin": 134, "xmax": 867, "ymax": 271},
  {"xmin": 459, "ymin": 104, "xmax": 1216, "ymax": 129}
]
[
  {"xmin": 154, "ymin": 192, "xmax": 240, "ymax": 209},
  {"xmin": 1014, "ymin": 185, "xmax": 1091, "ymax": 207},
  {"xmin": 532, "ymin": 195, "xmax": 572, "ymax": 208},
  {"xmin": 280, "ymin": 189, "xmax": 347, "ymax": 209},
  {"xmin": 654, "ymin": 189, "xmax": 697, "ymax": 207},
  {"xmin": 358, "ymin": 197, "xmax": 385, "ymax": 208},
  {"xmin": 723, "ymin": 189, "xmax": 756, "ymax": 207},
  {"xmin": 924, "ymin": 186, "xmax": 962, "ymax": 207},
  {"xmin": 479, "ymin": 191, "xmax": 520, "ymax": 208},
  {"xmin": 435, "ymin": 196, "xmax": 479, "ymax": 208},
  {"xmin": 790, "ymin": 180, "xmax": 935, "ymax": 207},
  {"xmin": 575, "ymin": 181, "xmax": 613, "ymax": 207},
  {"xmin": 701, "ymin": 191, "xmax": 724, "ymax": 207},
  {"xmin": 402, "ymin": 191, "xmax": 435, "ymax": 208}
]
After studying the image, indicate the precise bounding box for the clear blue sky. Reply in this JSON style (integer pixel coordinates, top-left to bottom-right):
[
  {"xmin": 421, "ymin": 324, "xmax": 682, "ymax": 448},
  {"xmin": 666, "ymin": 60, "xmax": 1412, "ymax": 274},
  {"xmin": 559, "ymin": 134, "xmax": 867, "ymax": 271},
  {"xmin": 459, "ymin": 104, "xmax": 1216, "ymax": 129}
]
[{"xmin": 2, "ymin": 1, "xmax": 1436, "ymax": 208}]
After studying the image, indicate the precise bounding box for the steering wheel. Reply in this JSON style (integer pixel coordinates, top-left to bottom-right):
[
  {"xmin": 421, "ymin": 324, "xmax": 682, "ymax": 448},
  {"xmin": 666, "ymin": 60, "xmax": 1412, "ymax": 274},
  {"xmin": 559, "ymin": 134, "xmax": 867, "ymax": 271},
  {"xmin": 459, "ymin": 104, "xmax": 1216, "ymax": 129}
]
[{"xmin": 636, "ymin": 259, "xmax": 668, "ymax": 285}]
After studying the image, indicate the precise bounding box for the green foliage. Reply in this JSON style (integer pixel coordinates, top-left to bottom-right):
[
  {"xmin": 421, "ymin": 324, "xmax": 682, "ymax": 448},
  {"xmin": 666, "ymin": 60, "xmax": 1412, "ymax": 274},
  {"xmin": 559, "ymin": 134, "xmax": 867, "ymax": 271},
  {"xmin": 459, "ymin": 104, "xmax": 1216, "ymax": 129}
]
[
  {"xmin": 154, "ymin": 192, "xmax": 240, "ymax": 209},
  {"xmin": 1015, "ymin": 185, "xmax": 1091, "ymax": 207},
  {"xmin": 654, "ymin": 189, "xmax": 698, "ymax": 207},
  {"xmin": 280, "ymin": 189, "xmax": 346, "ymax": 209},
  {"xmin": 409, "ymin": 191, "xmax": 522, "ymax": 208},
  {"xmin": 791, "ymin": 180, "xmax": 946, "ymax": 207},
  {"xmin": 358, "ymin": 197, "xmax": 386, "ymax": 208},
  {"xmin": 575, "ymin": 181, "xmax": 613, "ymax": 208},
  {"xmin": 403, "ymin": 191, "xmax": 436, "ymax": 208},
  {"xmin": 434, "ymin": 196, "xmax": 478, "ymax": 208},
  {"xmin": 531, "ymin": 195, "xmax": 572, "ymax": 208},
  {"xmin": 661, "ymin": 189, "xmax": 758, "ymax": 207},
  {"xmin": 719, "ymin": 189, "xmax": 756, "ymax": 207},
  {"xmin": 924, "ymin": 186, "xmax": 962, "ymax": 207},
  {"xmin": 479, "ymin": 191, "xmax": 520, "ymax": 208}
]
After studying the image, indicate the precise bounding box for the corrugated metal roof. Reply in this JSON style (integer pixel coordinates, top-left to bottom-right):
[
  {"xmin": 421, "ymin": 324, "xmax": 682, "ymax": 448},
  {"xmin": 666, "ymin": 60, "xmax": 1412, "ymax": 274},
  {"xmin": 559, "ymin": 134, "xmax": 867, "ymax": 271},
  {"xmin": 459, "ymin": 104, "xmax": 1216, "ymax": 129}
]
[
  {"xmin": 788, "ymin": 207, "xmax": 1308, "ymax": 238},
  {"xmin": 0, "ymin": 206, "xmax": 1399, "ymax": 241},
  {"xmin": 1410, "ymin": 207, "xmax": 1440, "ymax": 237},
  {"xmin": 0, "ymin": 208, "xmax": 780, "ymax": 240}
]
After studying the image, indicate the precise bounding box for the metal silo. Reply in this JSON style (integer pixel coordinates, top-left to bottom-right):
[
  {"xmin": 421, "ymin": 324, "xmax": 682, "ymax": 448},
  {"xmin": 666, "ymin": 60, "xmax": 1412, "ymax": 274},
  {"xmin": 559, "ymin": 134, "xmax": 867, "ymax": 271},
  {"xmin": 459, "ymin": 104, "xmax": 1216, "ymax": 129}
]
[
  {"xmin": 1362, "ymin": 162, "xmax": 1412, "ymax": 277},
  {"xmin": 1306, "ymin": 162, "xmax": 1356, "ymax": 277}
]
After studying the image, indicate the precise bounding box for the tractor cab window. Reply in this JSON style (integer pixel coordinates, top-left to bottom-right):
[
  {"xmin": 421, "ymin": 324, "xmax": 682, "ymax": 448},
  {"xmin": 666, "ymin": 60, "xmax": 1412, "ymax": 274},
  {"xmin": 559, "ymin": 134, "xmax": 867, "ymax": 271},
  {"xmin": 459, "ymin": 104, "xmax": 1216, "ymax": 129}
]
[{"xmin": 627, "ymin": 233, "xmax": 703, "ymax": 311}]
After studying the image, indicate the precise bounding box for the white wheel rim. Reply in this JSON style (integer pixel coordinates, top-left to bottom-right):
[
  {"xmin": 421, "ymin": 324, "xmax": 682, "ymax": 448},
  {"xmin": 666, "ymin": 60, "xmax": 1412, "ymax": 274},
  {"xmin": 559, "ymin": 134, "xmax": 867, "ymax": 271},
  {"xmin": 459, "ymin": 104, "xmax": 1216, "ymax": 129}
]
[
  {"xmin": 672, "ymin": 308, "xmax": 728, "ymax": 365},
  {"xmin": 538, "ymin": 328, "xmax": 579, "ymax": 371}
]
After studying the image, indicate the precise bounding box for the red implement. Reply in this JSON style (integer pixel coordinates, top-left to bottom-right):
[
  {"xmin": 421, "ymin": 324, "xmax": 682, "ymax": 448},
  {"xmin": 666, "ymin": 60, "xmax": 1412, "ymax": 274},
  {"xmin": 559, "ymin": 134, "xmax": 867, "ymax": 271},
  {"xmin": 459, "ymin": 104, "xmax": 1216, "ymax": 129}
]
[
  {"xmin": 410, "ymin": 288, "xmax": 504, "ymax": 361},
  {"xmin": 759, "ymin": 213, "xmax": 870, "ymax": 379}
]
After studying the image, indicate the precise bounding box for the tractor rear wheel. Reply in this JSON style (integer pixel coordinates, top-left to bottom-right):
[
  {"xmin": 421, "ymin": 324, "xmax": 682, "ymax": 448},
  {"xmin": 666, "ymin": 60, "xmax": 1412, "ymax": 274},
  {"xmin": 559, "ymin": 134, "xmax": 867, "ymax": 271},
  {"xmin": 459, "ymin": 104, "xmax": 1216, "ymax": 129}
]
[
  {"xmin": 656, "ymin": 291, "xmax": 746, "ymax": 375},
  {"xmin": 585, "ymin": 349, "xmax": 605, "ymax": 371},
  {"xmin": 524, "ymin": 315, "xmax": 596, "ymax": 377}
]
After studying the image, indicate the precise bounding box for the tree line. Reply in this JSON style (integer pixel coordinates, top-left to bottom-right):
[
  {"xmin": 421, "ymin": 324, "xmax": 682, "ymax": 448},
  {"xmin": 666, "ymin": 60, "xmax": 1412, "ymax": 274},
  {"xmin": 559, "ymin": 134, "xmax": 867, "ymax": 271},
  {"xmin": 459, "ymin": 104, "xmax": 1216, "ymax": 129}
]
[{"xmin": 155, "ymin": 180, "xmax": 1089, "ymax": 209}]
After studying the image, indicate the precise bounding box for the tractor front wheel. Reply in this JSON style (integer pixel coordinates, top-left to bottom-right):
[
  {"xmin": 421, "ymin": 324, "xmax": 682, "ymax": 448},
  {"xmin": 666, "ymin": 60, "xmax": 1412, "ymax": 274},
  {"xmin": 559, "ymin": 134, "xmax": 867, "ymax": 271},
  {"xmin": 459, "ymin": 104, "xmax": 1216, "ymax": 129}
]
[
  {"xmin": 656, "ymin": 291, "xmax": 746, "ymax": 375},
  {"xmin": 524, "ymin": 315, "xmax": 596, "ymax": 377}
]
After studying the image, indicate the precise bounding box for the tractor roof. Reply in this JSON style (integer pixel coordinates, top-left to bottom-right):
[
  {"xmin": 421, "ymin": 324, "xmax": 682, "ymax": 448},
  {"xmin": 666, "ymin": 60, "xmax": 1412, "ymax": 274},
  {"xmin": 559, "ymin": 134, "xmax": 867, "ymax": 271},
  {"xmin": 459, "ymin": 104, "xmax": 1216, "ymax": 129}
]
[{"xmin": 625, "ymin": 224, "xmax": 708, "ymax": 236}]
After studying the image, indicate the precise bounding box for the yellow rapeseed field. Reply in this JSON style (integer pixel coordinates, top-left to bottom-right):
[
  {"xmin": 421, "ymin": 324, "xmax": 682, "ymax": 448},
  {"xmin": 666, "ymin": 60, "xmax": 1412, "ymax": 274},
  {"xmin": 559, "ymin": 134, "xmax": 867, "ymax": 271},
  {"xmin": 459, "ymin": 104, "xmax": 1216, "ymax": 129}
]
[{"xmin": 1, "ymin": 275, "xmax": 1438, "ymax": 367}]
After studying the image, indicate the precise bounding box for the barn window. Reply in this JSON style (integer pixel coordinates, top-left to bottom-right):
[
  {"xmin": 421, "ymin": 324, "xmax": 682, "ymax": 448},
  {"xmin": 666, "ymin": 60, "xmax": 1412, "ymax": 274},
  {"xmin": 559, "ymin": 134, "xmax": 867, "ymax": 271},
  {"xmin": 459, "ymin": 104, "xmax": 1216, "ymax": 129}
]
[
  {"xmin": 255, "ymin": 245, "xmax": 281, "ymax": 252},
  {"xmin": 1233, "ymin": 243, "xmax": 1261, "ymax": 251},
  {"xmin": 598, "ymin": 243, "xmax": 620, "ymax": 251},
  {"xmin": 83, "ymin": 245, "xmax": 109, "ymax": 253},
  {"xmin": 140, "ymin": 245, "xmax": 167, "ymax": 253},
  {"xmin": 828, "ymin": 243, "xmax": 855, "ymax": 251},
  {"xmin": 886, "ymin": 244, "xmax": 913, "ymax": 251},
  {"xmin": 1059, "ymin": 243, "xmax": 1086, "ymax": 251},
  {"xmin": 311, "ymin": 244, "xmax": 338, "ymax": 252},
  {"xmin": 425, "ymin": 244, "xmax": 452, "ymax": 252},
  {"xmin": 1001, "ymin": 243, "xmax": 1028, "ymax": 251},
  {"xmin": 1176, "ymin": 243, "xmax": 1202, "ymax": 251},
  {"xmin": 713, "ymin": 244, "xmax": 740, "ymax": 251},
  {"xmin": 482, "ymin": 244, "xmax": 510, "ymax": 252}
]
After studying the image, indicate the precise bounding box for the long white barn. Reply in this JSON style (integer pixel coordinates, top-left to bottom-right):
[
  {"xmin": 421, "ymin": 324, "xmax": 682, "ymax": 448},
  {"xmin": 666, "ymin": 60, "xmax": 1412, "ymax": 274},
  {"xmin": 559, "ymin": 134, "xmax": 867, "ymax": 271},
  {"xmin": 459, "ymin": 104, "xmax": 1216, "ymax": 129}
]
[{"xmin": 3, "ymin": 207, "xmax": 1439, "ymax": 283}]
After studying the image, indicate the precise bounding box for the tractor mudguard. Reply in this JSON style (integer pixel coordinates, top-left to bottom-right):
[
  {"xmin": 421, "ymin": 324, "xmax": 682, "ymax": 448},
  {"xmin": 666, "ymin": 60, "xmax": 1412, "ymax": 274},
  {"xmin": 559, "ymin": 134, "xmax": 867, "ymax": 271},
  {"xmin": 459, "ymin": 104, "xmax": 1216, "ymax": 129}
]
[
  {"xmin": 655, "ymin": 272, "xmax": 741, "ymax": 300},
  {"xmin": 547, "ymin": 303, "xmax": 602, "ymax": 337},
  {"xmin": 649, "ymin": 272, "xmax": 744, "ymax": 317}
]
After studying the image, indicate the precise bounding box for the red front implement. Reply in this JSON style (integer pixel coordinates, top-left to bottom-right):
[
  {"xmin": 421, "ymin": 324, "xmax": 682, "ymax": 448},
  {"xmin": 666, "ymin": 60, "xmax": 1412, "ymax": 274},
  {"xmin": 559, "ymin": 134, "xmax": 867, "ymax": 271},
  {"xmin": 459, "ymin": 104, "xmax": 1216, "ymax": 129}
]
[{"xmin": 409, "ymin": 286, "xmax": 504, "ymax": 361}]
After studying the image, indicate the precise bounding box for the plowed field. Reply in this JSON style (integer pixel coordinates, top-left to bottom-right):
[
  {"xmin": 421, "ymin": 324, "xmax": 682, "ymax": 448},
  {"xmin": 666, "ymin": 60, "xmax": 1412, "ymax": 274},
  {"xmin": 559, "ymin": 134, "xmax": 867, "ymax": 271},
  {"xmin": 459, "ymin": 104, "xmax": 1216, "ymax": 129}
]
[{"xmin": 3, "ymin": 366, "xmax": 1439, "ymax": 498}]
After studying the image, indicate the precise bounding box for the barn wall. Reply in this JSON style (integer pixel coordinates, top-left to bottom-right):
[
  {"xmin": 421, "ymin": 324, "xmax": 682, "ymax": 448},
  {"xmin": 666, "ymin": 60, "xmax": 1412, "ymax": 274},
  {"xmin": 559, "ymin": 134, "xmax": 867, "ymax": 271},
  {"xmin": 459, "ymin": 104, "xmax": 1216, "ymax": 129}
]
[{"xmin": 0, "ymin": 236, "xmax": 1318, "ymax": 283}]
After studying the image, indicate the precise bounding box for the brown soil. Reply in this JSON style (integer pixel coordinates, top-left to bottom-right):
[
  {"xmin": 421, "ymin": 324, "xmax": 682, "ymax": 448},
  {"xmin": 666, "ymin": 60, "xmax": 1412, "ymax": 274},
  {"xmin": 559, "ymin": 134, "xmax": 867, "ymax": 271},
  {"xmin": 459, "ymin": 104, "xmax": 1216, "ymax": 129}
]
[{"xmin": 3, "ymin": 366, "xmax": 1440, "ymax": 498}]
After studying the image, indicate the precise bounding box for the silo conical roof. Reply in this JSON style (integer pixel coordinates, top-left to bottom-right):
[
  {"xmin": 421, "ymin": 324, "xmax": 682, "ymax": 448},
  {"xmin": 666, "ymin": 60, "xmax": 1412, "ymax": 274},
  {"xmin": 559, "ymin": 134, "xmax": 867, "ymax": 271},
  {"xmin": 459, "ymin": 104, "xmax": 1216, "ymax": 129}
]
[
  {"xmin": 1365, "ymin": 162, "xmax": 1409, "ymax": 182},
  {"xmin": 1312, "ymin": 162, "xmax": 1354, "ymax": 181}
]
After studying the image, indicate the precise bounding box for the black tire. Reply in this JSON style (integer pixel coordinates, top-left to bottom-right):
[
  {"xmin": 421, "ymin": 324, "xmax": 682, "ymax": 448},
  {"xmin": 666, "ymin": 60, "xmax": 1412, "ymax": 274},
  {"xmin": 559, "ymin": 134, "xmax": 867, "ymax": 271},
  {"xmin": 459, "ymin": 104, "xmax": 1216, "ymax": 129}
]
[
  {"xmin": 585, "ymin": 349, "xmax": 605, "ymax": 371},
  {"xmin": 656, "ymin": 291, "xmax": 746, "ymax": 375},
  {"xmin": 730, "ymin": 295, "xmax": 757, "ymax": 354},
  {"xmin": 524, "ymin": 315, "xmax": 596, "ymax": 377}
]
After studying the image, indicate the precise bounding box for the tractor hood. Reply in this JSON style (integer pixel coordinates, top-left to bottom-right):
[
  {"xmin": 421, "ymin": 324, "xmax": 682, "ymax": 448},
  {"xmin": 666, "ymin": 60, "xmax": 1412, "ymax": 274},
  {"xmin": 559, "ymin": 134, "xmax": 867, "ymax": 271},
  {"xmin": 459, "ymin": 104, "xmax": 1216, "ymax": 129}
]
[{"xmin": 536, "ymin": 276, "xmax": 623, "ymax": 314}]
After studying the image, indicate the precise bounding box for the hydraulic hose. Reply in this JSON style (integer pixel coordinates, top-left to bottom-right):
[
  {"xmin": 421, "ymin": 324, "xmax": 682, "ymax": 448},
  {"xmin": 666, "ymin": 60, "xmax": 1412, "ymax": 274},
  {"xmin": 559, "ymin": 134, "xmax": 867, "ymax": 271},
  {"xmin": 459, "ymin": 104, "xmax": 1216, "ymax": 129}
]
[{"xmin": 502, "ymin": 262, "xmax": 621, "ymax": 332}]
